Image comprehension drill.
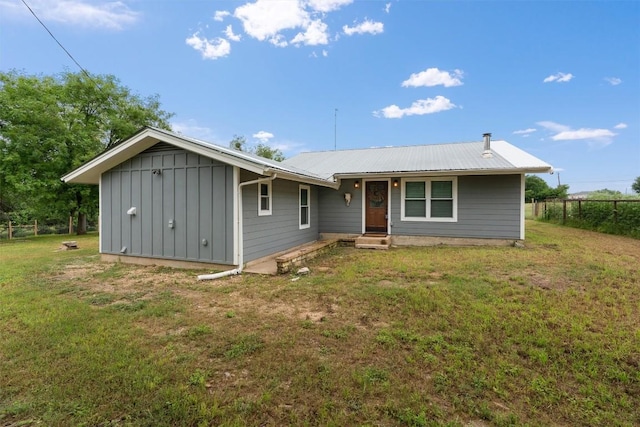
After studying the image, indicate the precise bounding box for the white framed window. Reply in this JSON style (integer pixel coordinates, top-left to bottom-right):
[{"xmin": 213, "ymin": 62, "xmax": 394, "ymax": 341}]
[
  {"xmin": 401, "ymin": 177, "xmax": 457, "ymax": 222},
  {"xmin": 299, "ymin": 185, "xmax": 310, "ymax": 229},
  {"xmin": 258, "ymin": 182, "xmax": 272, "ymax": 216}
]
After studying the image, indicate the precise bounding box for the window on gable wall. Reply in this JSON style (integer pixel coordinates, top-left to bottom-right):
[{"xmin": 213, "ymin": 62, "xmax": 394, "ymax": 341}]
[
  {"xmin": 258, "ymin": 182, "xmax": 272, "ymax": 216},
  {"xmin": 299, "ymin": 185, "xmax": 310, "ymax": 229},
  {"xmin": 401, "ymin": 177, "xmax": 457, "ymax": 222}
]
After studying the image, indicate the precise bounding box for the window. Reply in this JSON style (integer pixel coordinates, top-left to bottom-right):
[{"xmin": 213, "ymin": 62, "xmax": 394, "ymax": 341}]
[
  {"xmin": 401, "ymin": 177, "xmax": 457, "ymax": 222},
  {"xmin": 299, "ymin": 185, "xmax": 310, "ymax": 229},
  {"xmin": 258, "ymin": 182, "xmax": 272, "ymax": 216}
]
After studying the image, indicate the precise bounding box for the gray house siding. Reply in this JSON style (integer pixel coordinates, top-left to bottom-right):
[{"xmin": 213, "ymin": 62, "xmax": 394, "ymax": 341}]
[
  {"xmin": 100, "ymin": 143, "xmax": 235, "ymax": 264},
  {"xmin": 390, "ymin": 174, "xmax": 522, "ymax": 239},
  {"xmin": 241, "ymin": 171, "xmax": 319, "ymax": 262},
  {"xmin": 317, "ymin": 179, "xmax": 362, "ymax": 234}
]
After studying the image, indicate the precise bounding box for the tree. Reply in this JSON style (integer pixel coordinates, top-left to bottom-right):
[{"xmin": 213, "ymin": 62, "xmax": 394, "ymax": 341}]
[
  {"xmin": 525, "ymin": 175, "xmax": 568, "ymax": 201},
  {"xmin": 0, "ymin": 70, "xmax": 173, "ymax": 233},
  {"xmin": 229, "ymin": 135, "xmax": 285, "ymax": 161},
  {"xmin": 632, "ymin": 176, "xmax": 640, "ymax": 194}
]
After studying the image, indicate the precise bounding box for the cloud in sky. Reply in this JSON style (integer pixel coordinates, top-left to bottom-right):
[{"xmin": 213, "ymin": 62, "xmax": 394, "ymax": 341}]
[
  {"xmin": 343, "ymin": 19, "xmax": 384, "ymax": 36},
  {"xmin": 214, "ymin": 10, "xmax": 230, "ymax": 21},
  {"xmin": 224, "ymin": 25, "xmax": 241, "ymax": 42},
  {"xmin": 385, "ymin": 3, "xmax": 392, "ymax": 13},
  {"xmin": 292, "ymin": 19, "xmax": 329, "ymax": 45},
  {"xmin": 543, "ymin": 72, "xmax": 574, "ymax": 83},
  {"xmin": 307, "ymin": 0, "xmax": 353, "ymax": 13},
  {"xmin": 185, "ymin": 33, "xmax": 231, "ymax": 60},
  {"xmin": 604, "ymin": 77, "xmax": 622, "ymax": 86},
  {"xmin": 253, "ymin": 131, "xmax": 274, "ymax": 143},
  {"xmin": 402, "ymin": 68, "xmax": 464, "ymax": 88},
  {"xmin": 4, "ymin": 0, "xmax": 140, "ymax": 30},
  {"xmin": 374, "ymin": 96, "xmax": 456, "ymax": 119},
  {"xmin": 537, "ymin": 121, "xmax": 617, "ymax": 147},
  {"xmin": 513, "ymin": 128, "xmax": 537, "ymax": 136},
  {"xmin": 614, "ymin": 122, "xmax": 627, "ymax": 129},
  {"xmin": 187, "ymin": 0, "xmax": 384, "ymax": 58}
]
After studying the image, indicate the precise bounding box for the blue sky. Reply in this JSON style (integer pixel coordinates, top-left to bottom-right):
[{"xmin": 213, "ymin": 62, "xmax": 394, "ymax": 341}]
[{"xmin": 1, "ymin": 0, "xmax": 638, "ymax": 193}]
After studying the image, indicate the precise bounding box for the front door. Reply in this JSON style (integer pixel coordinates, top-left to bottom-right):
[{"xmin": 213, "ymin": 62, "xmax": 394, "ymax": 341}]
[{"xmin": 365, "ymin": 181, "xmax": 388, "ymax": 233}]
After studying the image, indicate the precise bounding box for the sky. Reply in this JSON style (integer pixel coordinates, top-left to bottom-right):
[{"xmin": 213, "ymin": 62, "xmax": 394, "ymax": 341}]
[{"xmin": 1, "ymin": 0, "xmax": 639, "ymax": 193}]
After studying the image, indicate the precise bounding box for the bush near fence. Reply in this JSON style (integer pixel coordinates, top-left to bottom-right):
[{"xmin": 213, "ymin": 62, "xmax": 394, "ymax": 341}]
[{"xmin": 539, "ymin": 199, "xmax": 640, "ymax": 239}]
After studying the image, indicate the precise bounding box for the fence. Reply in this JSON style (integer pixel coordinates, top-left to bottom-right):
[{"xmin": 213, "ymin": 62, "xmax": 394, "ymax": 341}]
[
  {"xmin": 536, "ymin": 199, "xmax": 640, "ymax": 238},
  {"xmin": 0, "ymin": 217, "xmax": 77, "ymax": 240}
]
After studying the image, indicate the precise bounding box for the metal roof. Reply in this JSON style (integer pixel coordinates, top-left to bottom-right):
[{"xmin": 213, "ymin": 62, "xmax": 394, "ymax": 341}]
[
  {"xmin": 63, "ymin": 128, "xmax": 552, "ymax": 186},
  {"xmin": 282, "ymin": 140, "xmax": 553, "ymax": 180}
]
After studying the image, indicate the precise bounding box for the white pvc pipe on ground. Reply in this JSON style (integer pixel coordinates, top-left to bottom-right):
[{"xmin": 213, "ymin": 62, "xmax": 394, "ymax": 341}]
[{"xmin": 197, "ymin": 269, "xmax": 240, "ymax": 281}]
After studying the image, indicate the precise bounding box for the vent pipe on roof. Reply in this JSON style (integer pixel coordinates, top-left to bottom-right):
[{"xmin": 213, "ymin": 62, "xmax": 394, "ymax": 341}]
[{"xmin": 482, "ymin": 133, "xmax": 493, "ymax": 158}]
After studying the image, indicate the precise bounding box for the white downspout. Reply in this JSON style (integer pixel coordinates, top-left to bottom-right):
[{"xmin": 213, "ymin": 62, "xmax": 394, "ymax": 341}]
[{"xmin": 198, "ymin": 173, "xmax": 277, "ymax": 281}]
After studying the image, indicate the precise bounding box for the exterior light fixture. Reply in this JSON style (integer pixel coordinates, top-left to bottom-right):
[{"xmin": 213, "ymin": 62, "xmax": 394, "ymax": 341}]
[
  {"xmin": 393, "ymin": 179, "xmax": 399, "ymax": 187},
  {"xmin": 354, "ymin": 180, "xmax": 360, "ymax": 189}
]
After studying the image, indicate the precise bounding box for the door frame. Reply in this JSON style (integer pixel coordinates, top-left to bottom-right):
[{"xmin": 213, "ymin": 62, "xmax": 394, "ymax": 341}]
[{"xmin": 361, "ymin": 178, "xmax": 391, "ymax": 234}]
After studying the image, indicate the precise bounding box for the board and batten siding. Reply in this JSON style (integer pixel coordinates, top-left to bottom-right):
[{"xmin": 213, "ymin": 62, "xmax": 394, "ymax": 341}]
[
  {"xmin": 317, "ymin": 179, "xmax": 363, "ymax": 234},
  {"xmin": 100, "ymin": 143, "xmax": 235, "ymax": 264},
  {"xmin": 241, "ymin": 171, "xmax": 319, "ymax": 262},
  {"xmin": 390, "ymin": 174, "xmax": 523, "ymax": 239}
]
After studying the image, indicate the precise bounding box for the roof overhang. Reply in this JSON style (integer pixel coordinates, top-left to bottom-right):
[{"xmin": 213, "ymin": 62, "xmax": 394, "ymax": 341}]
[
  {"xmin": 333, "ymin": 166, "xmax": 553, "ymax": 180},
  {"xmin": 64, "ymin": 128, "xmax": 281, "ymax": 184}
]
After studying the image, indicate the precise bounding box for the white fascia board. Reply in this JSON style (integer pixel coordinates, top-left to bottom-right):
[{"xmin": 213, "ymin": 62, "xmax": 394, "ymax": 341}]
[
  {"xmin": 62, "ymin": 128, "xmax": 267, "ymax": 184},
  {"xmin": 334, "ymin": 168, "xmax": 552, "ymax": 179},
  {"xmin": 266, "ymin": 169, "xmax": 339, "ymax": 189}
]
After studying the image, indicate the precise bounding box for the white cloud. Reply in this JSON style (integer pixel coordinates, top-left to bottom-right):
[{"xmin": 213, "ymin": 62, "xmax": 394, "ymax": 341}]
[
  {"xmin": 402, "ymin": 68, "xmax": 464, "ymax": 88},
  {"xmin": 253, "ymin": 131, "xmax": 275, "ymax": 143},
  {"xmin": 234, "ymin": 0, "xmax": 309, "ymax": 42},
  {"xmin": 343, "ymin": 19, "xmax": 384, "ymax": 36},
  {"xmin": 605, "ymin": 77, "xmax": 622, "ymax": 86},
  {"xmin": 513, "ymin": 128, "xmax": 537, "ymax": 135},
  {"xmin": 306, "ymin": 0, "xmax": 353, "ymax": 13},
  {"xmin": 543, "ymin": 72, "xmax": 574, "ymax": 83},
  {"xmin": 537, "ymin": 121, "xmax": 617, "ymax": 147},
  {"xmin": 7, "ymin": 0, "xmax": 140, "ymax": 30},
  {"xmin": 614, "ymin": 123, "xmax": 627, "ymax": 129},
  {"xmin": 186, "ymin": 33, "xmax": 231, "ymax": 60},
  {"xmin": 322, "ymin": 49, "xmax": 328, "ymax": 57},
  {"xmin": 291, "ymin": 19, "xmax": 329, "ymax": 45},
  {"xmin": 384, "ymin": 3, "xmax": 392, "ymax": 13},
  {"xmin": 552, "ymin": 128, "xmax": 616, "ymax": 141},
  {"xmin": 537, "ymin": 121, "xmax": 571, "ymax": 133},
  {"xmin": 374, "ymin": 96, "xmax": 456, "ymax": 119},
  {"xmin": 224, "ymin": 25, "xmax": 242, "ymax": 41},
  {"xmin": 269, "ymin": 34, "xmax": 288, "ymax": 47},
  {"xmin": 214, "ymin": 10, "xmax": 230, "ymax": 21}
]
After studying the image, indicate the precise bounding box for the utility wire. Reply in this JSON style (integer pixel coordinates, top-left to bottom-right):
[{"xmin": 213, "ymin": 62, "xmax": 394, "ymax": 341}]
[{"xmin": 20, "ymin": 0, "xmax": 98, "ymax": 86}]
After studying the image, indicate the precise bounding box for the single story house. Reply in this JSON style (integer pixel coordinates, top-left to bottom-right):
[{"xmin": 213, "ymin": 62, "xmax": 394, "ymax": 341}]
[{"xmin": 62, "ymin": 127, "xmax": 553, "ymax": 271}]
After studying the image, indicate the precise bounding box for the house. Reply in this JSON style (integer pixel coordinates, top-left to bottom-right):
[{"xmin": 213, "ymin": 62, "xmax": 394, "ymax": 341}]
[{"xmin": 62, "ymin": 127, "xmax": 552, "ymax": 272}]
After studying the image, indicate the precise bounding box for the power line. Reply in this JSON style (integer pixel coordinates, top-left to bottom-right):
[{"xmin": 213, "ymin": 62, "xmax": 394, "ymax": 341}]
[{"xmin": 20, "ymin": 0, "xmax": 97, "ymax": 85}]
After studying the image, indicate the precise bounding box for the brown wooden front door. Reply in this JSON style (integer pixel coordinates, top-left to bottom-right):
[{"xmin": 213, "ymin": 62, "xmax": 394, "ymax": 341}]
[{"xmin": 365, "ymin": 181, "xmax": 388, "ymax": 233}]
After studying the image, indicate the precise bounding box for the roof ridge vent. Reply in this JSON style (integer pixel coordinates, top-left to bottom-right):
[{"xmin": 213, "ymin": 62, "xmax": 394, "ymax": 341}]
[{"xmin": 482, "ymin": 132, "xmax": 493, "ymax": 158}]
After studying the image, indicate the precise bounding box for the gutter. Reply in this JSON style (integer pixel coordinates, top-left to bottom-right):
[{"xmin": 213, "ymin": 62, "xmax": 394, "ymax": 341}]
[{"xmin": 198, "ymin": 173, "xmax": 278, "ymax": 280}]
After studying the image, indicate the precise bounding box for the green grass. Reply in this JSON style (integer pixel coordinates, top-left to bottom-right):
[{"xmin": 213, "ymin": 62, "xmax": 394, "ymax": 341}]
[{"xmin": 1, "ymin": 224, "xmax": 639, "ymax": 426}]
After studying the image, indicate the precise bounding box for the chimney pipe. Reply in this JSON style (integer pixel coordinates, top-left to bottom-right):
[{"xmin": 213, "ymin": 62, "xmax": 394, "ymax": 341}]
[{"xmin": 482, "ymin": 132, "xmax": 493, "ymax": 158}]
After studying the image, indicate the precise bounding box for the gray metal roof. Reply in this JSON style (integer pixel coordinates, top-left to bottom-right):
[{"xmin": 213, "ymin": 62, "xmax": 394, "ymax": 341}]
[{"xmin": 282, "ymin": 140, "xmax": 552, "ymax": 180}]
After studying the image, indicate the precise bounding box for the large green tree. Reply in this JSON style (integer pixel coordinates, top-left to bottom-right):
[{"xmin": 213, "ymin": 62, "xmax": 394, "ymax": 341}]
[
  {"xmin": 525, "ymin": 175, "xmax": 569, "ymax": 201},
  {"xmin": 0, "ymin": 70, "xmax": 173, "ymax": 233}
]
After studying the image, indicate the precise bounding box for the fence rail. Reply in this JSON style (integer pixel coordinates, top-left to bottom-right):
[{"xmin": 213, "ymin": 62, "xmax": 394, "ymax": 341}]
[{"xmin": 0, "ymin": 217, "xmax": 76, "ymax": 240}]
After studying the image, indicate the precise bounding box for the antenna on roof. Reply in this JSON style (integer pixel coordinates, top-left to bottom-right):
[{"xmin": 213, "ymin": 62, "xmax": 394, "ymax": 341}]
[{"xmin": 334, "ymin": 108, "xmax": 338, "ymax": 151}]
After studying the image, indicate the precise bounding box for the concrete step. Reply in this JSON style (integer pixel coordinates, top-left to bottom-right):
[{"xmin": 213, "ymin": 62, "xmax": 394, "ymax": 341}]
[{"xmin": 355, "ymin": 235, "xmax": 390, "ymax": 250}]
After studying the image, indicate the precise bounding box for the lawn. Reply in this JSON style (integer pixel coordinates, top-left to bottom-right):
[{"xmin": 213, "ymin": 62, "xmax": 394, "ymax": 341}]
[{"xmin": 1, "ymin": 222, "xmax": 639, "ymax": 426}]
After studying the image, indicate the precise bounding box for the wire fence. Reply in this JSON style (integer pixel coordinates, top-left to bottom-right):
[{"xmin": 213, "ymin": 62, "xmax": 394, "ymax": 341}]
[{"xmin": 534, "ymin": 199, "xmax": 640, "ymax": 239}]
